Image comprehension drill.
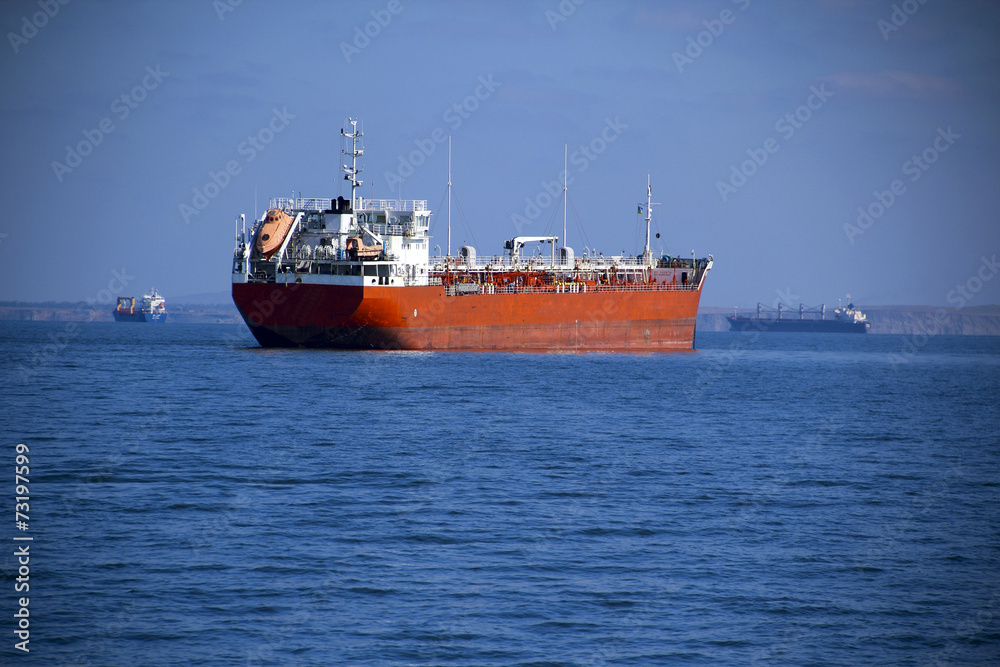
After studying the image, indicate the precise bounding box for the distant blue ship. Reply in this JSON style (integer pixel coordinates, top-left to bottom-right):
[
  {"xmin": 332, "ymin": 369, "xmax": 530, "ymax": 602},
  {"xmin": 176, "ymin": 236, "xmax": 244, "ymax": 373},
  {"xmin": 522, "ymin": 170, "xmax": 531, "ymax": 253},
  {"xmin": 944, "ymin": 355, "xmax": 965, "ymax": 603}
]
[
  {"xmin": 727, "ymin": 298, "xmax": 870, "ymax": 333},
  {"xmin": 113, "ymin": 288, "xmax": 167, "ymax": 323}
]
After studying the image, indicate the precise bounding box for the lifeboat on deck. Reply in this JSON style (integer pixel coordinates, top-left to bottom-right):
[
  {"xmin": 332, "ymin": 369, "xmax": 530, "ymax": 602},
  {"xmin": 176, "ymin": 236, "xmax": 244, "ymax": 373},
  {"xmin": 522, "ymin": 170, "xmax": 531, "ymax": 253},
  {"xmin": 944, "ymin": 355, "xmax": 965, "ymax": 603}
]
[
  {"xmin": 256, "ymin": 208, "xmax": 295, "ymax": 259},
  {"xmin": 345, "ymin": 236, "xmax": 383, "ymax": 260}
]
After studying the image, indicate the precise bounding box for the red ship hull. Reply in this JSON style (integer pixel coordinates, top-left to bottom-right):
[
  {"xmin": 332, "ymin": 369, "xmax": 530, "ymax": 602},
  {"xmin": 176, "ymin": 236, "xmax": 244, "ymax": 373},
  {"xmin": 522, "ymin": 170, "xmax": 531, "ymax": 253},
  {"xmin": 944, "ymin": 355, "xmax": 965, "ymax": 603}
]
[{"xmin": 232, "ymin": 282, "xmax": 702, "ymax": 351}]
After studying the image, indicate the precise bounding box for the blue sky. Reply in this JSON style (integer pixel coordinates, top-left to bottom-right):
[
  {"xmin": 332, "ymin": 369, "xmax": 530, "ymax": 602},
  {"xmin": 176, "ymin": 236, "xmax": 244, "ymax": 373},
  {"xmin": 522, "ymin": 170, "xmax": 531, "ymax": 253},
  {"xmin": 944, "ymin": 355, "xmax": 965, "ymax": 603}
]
[{"xmin": 1, "ymin": 0, "xmax": 998, "ymax": 308}]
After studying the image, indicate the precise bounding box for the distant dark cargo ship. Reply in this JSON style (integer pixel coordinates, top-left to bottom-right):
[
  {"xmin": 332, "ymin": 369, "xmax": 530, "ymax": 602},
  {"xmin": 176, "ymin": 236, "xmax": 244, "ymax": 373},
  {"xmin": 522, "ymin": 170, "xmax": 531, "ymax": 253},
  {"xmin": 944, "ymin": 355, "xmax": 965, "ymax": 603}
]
[
  {"xmin": 113, "ymin": 288, "xmax": 167, "ymax": 323},
  {"xmin": 728, "ymin": 299, "xmax": 870, "ymax": 333}
]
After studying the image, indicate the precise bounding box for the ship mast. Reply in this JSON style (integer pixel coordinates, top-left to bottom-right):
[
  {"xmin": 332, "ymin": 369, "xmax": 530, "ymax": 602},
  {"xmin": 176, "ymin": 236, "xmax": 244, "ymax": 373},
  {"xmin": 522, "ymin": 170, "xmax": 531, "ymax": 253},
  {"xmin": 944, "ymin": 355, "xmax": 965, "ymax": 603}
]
[
  {"xmin": 447, "ymin": 135, "xmax": 452, "ymax": 258},
  {"xmin": 642, "ymin": 175, "xmax": 660, "ymax": 266},
  {"xmin": 562, "ymin": 143, "xmax": 567, "ymax": 256},
  {"xmin": 341, "ymin": 118, "xmax": 364, "ymax": 211}
]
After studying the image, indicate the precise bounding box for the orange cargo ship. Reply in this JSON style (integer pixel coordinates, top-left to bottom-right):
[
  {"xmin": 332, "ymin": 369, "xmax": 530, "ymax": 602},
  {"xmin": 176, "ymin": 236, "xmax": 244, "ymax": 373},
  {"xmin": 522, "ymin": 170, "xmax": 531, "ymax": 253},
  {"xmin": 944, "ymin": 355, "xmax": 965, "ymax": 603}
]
[{"xmin": 231, "ymin": 119, "xmax": 713, "ymax": 351}]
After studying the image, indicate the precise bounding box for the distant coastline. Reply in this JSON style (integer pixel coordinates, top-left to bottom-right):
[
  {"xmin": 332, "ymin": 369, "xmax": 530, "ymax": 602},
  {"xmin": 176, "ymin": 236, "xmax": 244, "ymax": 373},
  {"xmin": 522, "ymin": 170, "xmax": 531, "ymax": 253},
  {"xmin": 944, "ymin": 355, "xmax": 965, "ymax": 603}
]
[{"xmin": 2, "ymin": 301, "xmax": 999, "ymax": 335}]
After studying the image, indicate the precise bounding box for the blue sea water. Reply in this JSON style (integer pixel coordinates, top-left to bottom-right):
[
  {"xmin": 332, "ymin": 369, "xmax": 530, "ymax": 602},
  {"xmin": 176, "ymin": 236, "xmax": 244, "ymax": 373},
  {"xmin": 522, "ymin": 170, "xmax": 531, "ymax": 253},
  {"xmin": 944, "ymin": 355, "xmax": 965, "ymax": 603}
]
[{"xmin": 2, "ymin": 321, "xmax": 999, "ymax": 666}]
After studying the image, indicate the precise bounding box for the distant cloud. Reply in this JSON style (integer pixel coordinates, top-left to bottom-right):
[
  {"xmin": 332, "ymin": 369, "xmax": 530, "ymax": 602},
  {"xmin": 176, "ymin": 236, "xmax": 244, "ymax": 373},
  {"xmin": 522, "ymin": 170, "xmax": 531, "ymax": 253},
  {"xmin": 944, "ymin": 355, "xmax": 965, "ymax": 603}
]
[{"xmin": 826, "ymin": 70, "xmax": 962, "ymax": 99}]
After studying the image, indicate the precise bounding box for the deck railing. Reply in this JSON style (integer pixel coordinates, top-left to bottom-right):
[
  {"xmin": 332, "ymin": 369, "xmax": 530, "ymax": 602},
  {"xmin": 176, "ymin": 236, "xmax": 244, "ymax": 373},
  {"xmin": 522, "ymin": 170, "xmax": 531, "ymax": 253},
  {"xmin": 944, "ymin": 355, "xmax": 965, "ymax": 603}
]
[
  {"xmin": 269, "ymin": 198, "xmax": 329, "ymax": 212},
  {"xmin": 429, "ymin": 255, "xmax": 707, "ymax": 271},
  {"xmin": 358, "ymin": 198, "xmax": 428, "ymax": 212},
  {"xmin": 443, "ymin": 282, "xmax": 700, "ymax": 297},
  {"xmin": 268, "ymin": 197, "xmax": 429, "ymax": 213}
]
